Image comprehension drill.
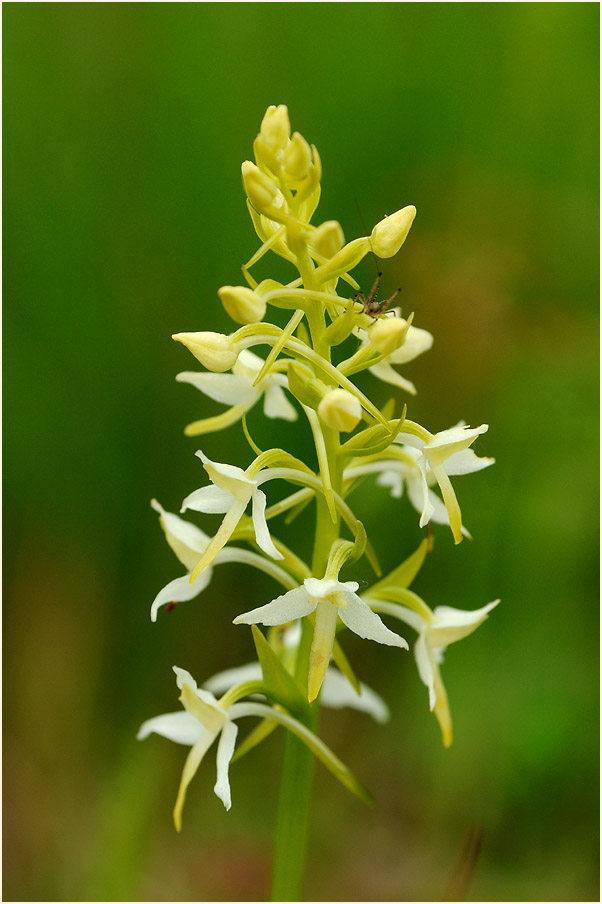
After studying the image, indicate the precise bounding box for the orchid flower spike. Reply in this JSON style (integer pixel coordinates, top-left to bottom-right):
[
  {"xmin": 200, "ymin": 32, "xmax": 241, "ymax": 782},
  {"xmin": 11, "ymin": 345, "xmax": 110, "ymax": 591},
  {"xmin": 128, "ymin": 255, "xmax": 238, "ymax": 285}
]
[
  {"xmin": 233, "ymin": 575, "xmax": 408, "ymax": 702},
  {"xmin": 177, "ymin": 349, "xmax": 297, "ymax": 436}
]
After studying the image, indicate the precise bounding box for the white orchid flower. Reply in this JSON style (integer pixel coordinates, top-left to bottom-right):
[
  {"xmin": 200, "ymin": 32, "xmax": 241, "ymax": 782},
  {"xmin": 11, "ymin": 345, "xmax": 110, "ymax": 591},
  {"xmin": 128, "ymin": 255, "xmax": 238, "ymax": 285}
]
[
  {"xmin": 203, "ymin": 660, "xmax": 390, "ymax": 724},
  {"xmin": 366, "ymin": 596, "xmax": 499, "ymax": 746},
  {"xmin": 177, "ymin": 349, "xmax": 297, "ymax": 436},
  {"xmin": 138, "ymin": 664, "xmax": 375, "ymax": 829},
  {"xmin": 234, "ymin": 576, "xmax": 408, "ymax": 702},
  {"xmin": 353, "ymin": 311, "xmax": 433, "ymax": 395},
  {"xmin": 345, "ymin": 423, "xmax": 493, "ymax": 544},
  {"xmin": 180, "ymin": 451, "xmax": 285, "ymax": 583},
  {"xmin": 150, "ymin": 500, "xmax": 297, "ymax": 621},
  {"xmin": 345, "ymin": 426, "xmax": 494, "ymax": 541}
]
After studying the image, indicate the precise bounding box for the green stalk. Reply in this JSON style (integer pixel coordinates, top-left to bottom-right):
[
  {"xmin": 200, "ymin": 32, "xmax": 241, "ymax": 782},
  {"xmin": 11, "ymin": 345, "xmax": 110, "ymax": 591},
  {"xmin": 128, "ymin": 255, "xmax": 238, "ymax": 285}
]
[{"xmin": 270, "ymin": 242, "xmax": 342, "ymax": 902}]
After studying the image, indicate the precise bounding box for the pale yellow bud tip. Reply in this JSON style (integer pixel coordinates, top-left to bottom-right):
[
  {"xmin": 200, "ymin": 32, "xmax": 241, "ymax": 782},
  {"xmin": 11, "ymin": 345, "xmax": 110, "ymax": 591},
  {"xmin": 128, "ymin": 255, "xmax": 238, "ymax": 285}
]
[
  {"xmin": 370, "ymin": 205, "xmax": 416, "ymax": 258},
  {"xmin": 218, "ymin": 285, "xmax": 266, "ymax": 325},
  {"xmin": 172, "ymin": 331, "xmax": 238, "ymax": 373},
  {"xmin": 368, "ymin": 317, "xmax": 410, "ymax": 355},
  {"xmin": 318, "ymin": 388, "xmax": 362, "ymax": 433},
  {"xmin": 259, "ymin": 104, "xmax": 291, "ymax": 153},
  {"xmin": 241, "ymin": 160, "xmax": 280, "ymax": 211}
]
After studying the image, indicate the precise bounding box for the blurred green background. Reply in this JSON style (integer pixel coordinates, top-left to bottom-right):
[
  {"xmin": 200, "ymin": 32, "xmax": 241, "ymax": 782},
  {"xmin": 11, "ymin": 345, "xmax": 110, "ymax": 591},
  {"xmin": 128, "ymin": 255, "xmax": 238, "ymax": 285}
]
[{"xmin": 3, "ymin": 3, "xmax": 599, "ymax": 902}]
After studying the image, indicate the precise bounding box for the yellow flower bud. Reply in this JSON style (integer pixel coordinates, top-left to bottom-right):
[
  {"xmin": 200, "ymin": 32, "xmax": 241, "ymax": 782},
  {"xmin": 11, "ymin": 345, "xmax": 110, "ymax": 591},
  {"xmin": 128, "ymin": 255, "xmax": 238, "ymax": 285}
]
[
  {"xmin": 259, "ymin": 104, "xmax": 290, "ymax": 154},
  {"xmin": 370, "ymin": 206, "xmax": 416, "ymax": 258},
  {"xmin": 241, "ymin": 161, "xmax": 280, "ymax": 212},
  {"xmin": 318, "ymin": 388, "xmax": 362, "ymax": 432},
  {"xmin": 310, "ymin": 220, "xmax": 345, "ymax": 259},
  {"xmin": 368, "ymin": 317, "xmax": 410, "ymax": 355},
  {"xmin": 172, "ymin": 331, "xmax": 238, "ymax": 372},
  {"xmin": 218, "ymin": 285, "xmax": 266, "ymax": 325},
  {"xmin": 283, "ymin": 131, "xmax": 312, "ymax": 183}
]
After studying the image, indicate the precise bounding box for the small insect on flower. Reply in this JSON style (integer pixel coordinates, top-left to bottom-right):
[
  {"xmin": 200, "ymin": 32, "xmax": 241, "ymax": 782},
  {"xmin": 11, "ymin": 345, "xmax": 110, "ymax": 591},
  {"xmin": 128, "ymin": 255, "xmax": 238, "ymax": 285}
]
[{"xmin": 354, "ymin": 270, "xmax": 402, "ymax": 317}]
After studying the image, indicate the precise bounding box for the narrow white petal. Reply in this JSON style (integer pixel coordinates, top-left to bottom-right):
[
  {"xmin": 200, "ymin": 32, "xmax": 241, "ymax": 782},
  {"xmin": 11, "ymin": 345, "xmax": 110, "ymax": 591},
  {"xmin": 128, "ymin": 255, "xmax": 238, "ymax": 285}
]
[
  {"xmin": 173, "ymin": 731, "xmax": 216, "ymax": 831},
  {"xmin": 214, "ymin": 720, "xmax": 238, "ymax": 810},
  {"xmin": 173, "ymin": 666, "xmax": 198, "ymax": 692},
  {"xmin": 176, "ymin": 371, "xmax": 259, "ymax": 406},
  {"xmin": 251, "ymin": 489, "xmax": 284, "ymax": 559},
  {"xmin": 338, "ymin": 593, "xmax": 409, "ymax": 648},
  {"xmin": 365, "ymin": 599, "xmax": 425, "ymax": 634},
  {"xmin": 150, "ymin": 570, "xmax": 213, "ymax": 622},
  {"xmin": 137, "ymin": 711, "xmax": 204, "ymax": 746},
  {"xmin": 181, "ymin": 485, "xmax": 234, "ymax": 514},
  {"xmin": 414, "ymin": 634, "xmax": 437, "ymax": 710},
  {"xmin": 321, "ymin": 669, "xmax": 390, "ymax": 723},
  {"xmin": 263, "ymin": 384, "xmax": 298, "ymax": 421},
  {"xmin": 417, "ymin": 459, "xmax": 434, "ymax": 527},
  {"xmin": 233, "ymin": 587, "xmax": 315, "ymax": 626},
  {"xmin": 428, "ymin": 600, "xmax": 500, "ymax": 647}
]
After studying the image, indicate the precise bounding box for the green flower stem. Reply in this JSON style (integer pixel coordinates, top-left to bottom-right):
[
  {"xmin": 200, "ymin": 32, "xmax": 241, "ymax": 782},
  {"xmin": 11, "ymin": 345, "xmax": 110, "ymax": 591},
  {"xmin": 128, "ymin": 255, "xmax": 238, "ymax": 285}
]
[{"xmin": 271, "ymin": 251, "xmax": 342, "ymax": 902}]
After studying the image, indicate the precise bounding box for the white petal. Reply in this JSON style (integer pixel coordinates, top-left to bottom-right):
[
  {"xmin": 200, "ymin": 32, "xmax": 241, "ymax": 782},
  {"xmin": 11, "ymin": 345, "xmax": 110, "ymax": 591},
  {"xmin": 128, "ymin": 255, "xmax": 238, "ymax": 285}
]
[
  {"xmin": 196, "ymin": 450, "xmax": 256, "ymax": 500},
  {"xmin": 321, "ymin": 669, "xmax": 390, "ymax": 723},
  {"xmin": 428, "ymin": 600, "xmax": 499, "ymax": 647},
  {"xmin": 181, "ymin": 485, "xmax": 234, "ymax": 514},
  {"xmin": 416, "ymin": 458, "xmax": 435, "ymax": 527},
  {"xmin": 375, "ymin": 469, "xmax": 405, "ymax": 499},
  {"xmin": 214, "ymin": 720, "xmax": 238, "ymax": 810},
  {"xmin": 304, "ymin": 577, "xmax": 360, "ymax": 600},
  {"xmin": 151, "ymin": 570, "xmax": 213, "ymax": 622},
  {"xmin": 338, "ymin": 592, "xmax": 409, "ymax": 648},
  {"xmin": 233, "ymin": 587, "xmax": 315, "ymax": 626},
  {"xmin": 444, "ymin": 448, "xmax": 495, "ymax": 476},
  {"xmin": 425, "ymin": 425, "xmax": 488, "ymax": 468},
  {"xmin": 368, "ymin": 360, "xmax": 417, "ymax": 395},
  {"xmin": 232, "ymin": 348, "xmax": 264, "ymax": 378},
  {"xmin": 176, "ymin": 371, "xmax": 259, "ymax": 406},
  {"xmin": 173, "ymin": 666, "xmax": 198, "ymax": 692},
  {"xmin": 263, "ymin": 384, "xmax": 298, "ymax": 421},
  {"xmin": 137, "ymin": 711, "xmax": 204, "ymax": 745},
  {"xmin": 151, "ymin": 500, "xmax": 210, "ymax": 570},
  {"xmin": 251, "ymin": 489, "xmax": 284, "ymax": 559},
  {"xmin": 388, "ymin": 325, "xmax": 434, "ymax": 364},
  {"xmin": 414, "ymin": 633, "xmax": 437, "ymax": 710}
]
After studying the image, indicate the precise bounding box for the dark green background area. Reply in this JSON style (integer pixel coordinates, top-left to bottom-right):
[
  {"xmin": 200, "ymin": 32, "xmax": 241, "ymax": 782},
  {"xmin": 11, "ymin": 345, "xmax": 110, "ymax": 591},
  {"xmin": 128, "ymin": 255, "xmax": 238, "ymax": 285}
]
[{"xmin": 3, "ymin": 4, "xmax": 599, "ymax": 901}]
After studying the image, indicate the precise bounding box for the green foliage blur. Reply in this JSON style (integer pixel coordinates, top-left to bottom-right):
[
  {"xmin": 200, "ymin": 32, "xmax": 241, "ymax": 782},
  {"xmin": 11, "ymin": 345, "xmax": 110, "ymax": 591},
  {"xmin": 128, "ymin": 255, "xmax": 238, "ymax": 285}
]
[{"xmin": 3, "ymin": 4, "xmax": 599, "ymax": 901}]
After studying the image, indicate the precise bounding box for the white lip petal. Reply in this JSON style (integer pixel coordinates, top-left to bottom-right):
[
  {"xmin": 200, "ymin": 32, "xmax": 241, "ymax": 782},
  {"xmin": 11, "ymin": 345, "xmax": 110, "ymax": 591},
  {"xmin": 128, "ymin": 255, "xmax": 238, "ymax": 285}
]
[
  {"xmin": 176, "ymin": 371, "xmax": 259, "ymax": 407},
  {"xmin": 150, "ymin": 570, "xmax": 213, "ymax": 622},
  {"xmin": 251, "ymin": 489, "xmax": 284, "ymax": 559},
  {"xmin": 233, "ymin": 586, "xmax": 315, "ymax": 626},
  {"xmin": 263, "ymin": 384, "xmax": 298, "ymax": 421},
  {"xmin": 137, "ymin": 711, "xmax": 205, "ymax": 746},
  {"xmin": 181, "ymin": 485, "xmax": 234, "ymax": 514},
  {"xmin": 338, "ymin": 592, "xmax": 409, "ymax": 649},
  {"xmin": 213, "ymin": 720, "xmax": 239, "ymax": 810},
  {"xmin": 320, "ymin": 669, "xmax": 390, "ymax": 723}
]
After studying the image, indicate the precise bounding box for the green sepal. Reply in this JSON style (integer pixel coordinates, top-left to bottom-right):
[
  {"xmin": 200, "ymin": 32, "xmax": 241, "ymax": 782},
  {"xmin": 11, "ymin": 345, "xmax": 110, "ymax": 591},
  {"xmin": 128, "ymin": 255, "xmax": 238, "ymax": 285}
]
[
  {"xmin": 252, "ymin": 626, "xmax": 311, "ymax": 722},
  {"xmin": 324, "ymin": 302, "xmax": 359, "ymax": 347},
  {"xmin": 332, "ymin": 639, "xmax": 361, "ymax": 695},
  {"xmin": 287, "ymin": 361, "xmax": 327, "ymax": 409},
  {"xmin": 367, "ymin": 537, "xmax": 431, "ymax": 596},
  {"xmin": 230, "ymin": 717, "xmax": 279, "ymax": 763}
]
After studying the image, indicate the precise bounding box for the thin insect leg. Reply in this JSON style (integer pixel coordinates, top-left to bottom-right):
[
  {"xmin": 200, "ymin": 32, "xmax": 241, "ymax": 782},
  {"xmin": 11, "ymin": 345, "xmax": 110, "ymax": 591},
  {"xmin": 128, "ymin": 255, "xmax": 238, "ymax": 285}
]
[
  {"xmin": 380, "ymin": 287, "xmax": 402, "ymax": 313},
  {"xmin": 365, "ymin": 271, "xmax": 382, "ymax": 305}
]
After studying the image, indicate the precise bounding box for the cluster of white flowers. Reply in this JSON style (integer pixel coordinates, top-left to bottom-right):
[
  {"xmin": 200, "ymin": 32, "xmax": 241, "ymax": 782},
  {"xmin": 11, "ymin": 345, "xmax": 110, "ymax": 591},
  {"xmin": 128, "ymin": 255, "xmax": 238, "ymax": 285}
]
[{"xmin": 140, "ymin": 105, "xmax": 498, "ymax": 830}]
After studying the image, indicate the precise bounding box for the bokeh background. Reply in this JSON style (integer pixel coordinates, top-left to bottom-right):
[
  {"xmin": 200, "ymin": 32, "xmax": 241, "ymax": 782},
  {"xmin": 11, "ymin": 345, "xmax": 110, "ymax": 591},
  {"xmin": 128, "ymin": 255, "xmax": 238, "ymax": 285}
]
[{"xmin": 3, "ymin": 4, "xmax": 599, "ymax": 902}]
